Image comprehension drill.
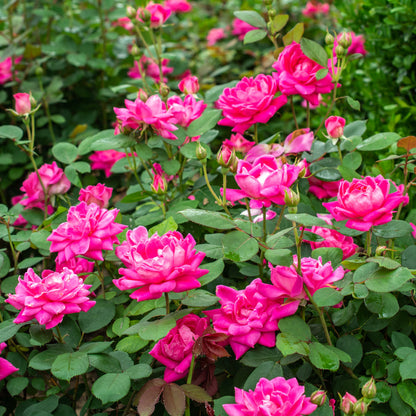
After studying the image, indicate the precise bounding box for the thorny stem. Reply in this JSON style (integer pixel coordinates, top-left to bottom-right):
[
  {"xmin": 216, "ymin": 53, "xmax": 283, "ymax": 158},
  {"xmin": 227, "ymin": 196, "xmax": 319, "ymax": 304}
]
[
  {"xmin": 337, "ymin": 141, "xmax": 343, "ymax": 162},
  {"xmin": 202, "ymin": 163, "xmax": 231, "ymax": 216},
  {"xmin": 185, "ymin": 354, "xmax": 197, "ymax": 416},
  {"xmin": 55, "ymin": 326, "xmax": 65, "ymax": 344},
  {"xmin": 164, "ymin": 293, "xmax": 170, "ymax": 315},
  {"xmin": 273, "ymin": 206, "xmax": 286, "ymax": 233}
]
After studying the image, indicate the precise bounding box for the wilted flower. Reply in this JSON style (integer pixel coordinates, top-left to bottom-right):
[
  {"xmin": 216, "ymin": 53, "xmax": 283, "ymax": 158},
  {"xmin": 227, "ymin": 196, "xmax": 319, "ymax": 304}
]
[
  {"xmin": 6, "ymin": 268, "xmax": 95, "ymax": 329},
  {"xmin": 114, "ymin": 226, "xmax": 208, "ymax": 301},
  {"xmin": 79, "ymin": 184, "xmax": 113, "ymax": 208},
  {"xmin": 0, "ymin": 343, "xmax": 18, "ymax": 380}
]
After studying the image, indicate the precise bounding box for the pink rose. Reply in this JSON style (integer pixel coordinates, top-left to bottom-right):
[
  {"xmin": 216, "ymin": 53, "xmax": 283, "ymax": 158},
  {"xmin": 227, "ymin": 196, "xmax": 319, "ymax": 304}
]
[
  {"xmin": 6, "ymin": 268, "xmax": 95, "ymax": 329},
  {"xmin": 223, "ymin": 377, "xmax": 317, "ymax": 416},
  {"xmin": 79, "ymin": 184, "xmax": 113, "ymax": 208},
  {"xmin": 216, "ymin": 74, "xmax": 287, "ymax": 134},
  {"xmin": 410, "ymin": 222, "xmax": 416, "ymax": 239},
  {"xmin": 207, "ymin": 28, "xmax": 227, "ymax": 46},
  {"xmin": 323, "ymin": 175, "xmax": 409, "ymax": 231},
  {"xmin": 204, "ymin": 279, "xmax": 299, "ymax": 359},
  {"xmin": 304, "ymin": 214, "xmax": 358, "ymax": 260},
  {"xmin": 340, "ymin": 392, "xmax": 357, "ymax": 415},
  {"xmin": 222, "ymin": 155, "xmax": 302, "ymax": 208},
  {"xmin": 325, "ymin": 116, "xmax": 345, "ymax": 139},
  {"xmin": 308, "ymin": 176, "xmax": 341, "ymax": 199},
  {"xmin": 0, "ymin": 342, "xmax": 19, "ymax": 380},
  {"xmin": 149, "ymin": 314, "xmax": 209, "ymax": 382},
  {"xmin": 89, "ymin": 150, "xmax": 126, "ymax": 178},
  {"xmin": 152, "ymin": 162, "xmax": 174, "ymax": 182},
  {"xmin": 178, "ymin": 75, "xmax": 199, "ymax": 95},
  {"xmin": 223, "ymin": 133, "xmax": 255, "ymax": 154},
  {"xmin": 167, "ymin": 95, "xmax": 207, "ymax": 128},
  {"xmin": 47, "ymin": 202, "xmax": 127, "ymax": 262},
  {"xmin": 113, "ymin": 226, "xmax": 208, "ymax": 301},
  {"xmin": 0, "ymin": 56, "xmax": 22, "ymax": 84},
  {"xmin": 13, "ymin": 93, "xmax": 31, "ymax": 115},
  {"xmin": 137, "ymin": 1, "xmax": 172, "ymax": 28},
  {"xmin": 55, "ymin": 256, "xmax": 95, "ymax": 277},
  {"xmin": 335, "ymin": 32, "xmax": 367, "ymax": 56},
  {"xmin": 231, "ymin": 18, "xmax": 257, "ymax": 40},
  {"xmin": 302, "ymin": 1, "xmax": 330, "ymax": 18},
  {"xmin": 112, "ymin": 17, "xmax": 134, "ymax": 32},
  {"xmin": 151, "ymin": 173, "xmax": 167, "ymax": 194},
  {"xmin": 164, "ymin": 0, "xmax": 192, "ymax": 13},
  {"xmin": 272, "ymin": 42, "xmax": 334, "ymax": 106},
  {"xmin": 128, "ymin": 56, "xmax": 173, "ymax": 83}
]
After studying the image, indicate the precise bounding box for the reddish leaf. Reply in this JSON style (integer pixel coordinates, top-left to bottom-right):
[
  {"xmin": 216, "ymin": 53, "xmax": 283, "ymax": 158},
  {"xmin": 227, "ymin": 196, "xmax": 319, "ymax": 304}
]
[
  {"xmin": 137, "ymin": 378, "xmax": 166, "ymax": 416},
  {"xmin": 398, "ymin": 136, "xmax": 416, "ymax": 152},
  {"xmin": 181, "ymin": 384, "xmax": 212, "ymax": 403},
  {"xmin": 163, "ymin": 383, "xmax": 186, "ymax": 416}
]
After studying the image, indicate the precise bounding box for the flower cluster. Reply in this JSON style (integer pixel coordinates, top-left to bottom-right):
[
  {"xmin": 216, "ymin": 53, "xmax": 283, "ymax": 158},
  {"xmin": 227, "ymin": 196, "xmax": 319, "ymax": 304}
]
[
  {"xmin": 79, "ymin": 184, "xmax": 113, "ymax": 209},
  {"xmin": 89, "ymin": 150, "xmax": 127, "ymax": 178},
  {"xmin": 0, "ymin": 56, "xmax": 22, "ymax": 84},
  {"xmin": 128, "ymin": 55, "xmax": 173, "ymax": 83}
]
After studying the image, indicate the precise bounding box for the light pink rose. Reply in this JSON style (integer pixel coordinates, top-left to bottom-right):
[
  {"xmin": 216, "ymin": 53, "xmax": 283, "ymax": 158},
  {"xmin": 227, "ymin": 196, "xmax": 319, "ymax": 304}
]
[
  {"xmin": 340, "ymin": 392, "xmax": 357, "ymax": 415},
  {"xmin": 335, "ymin": 32, "xmax": 367, "ymax": 56},
  {"xmin": 13, "ymin": 93, "xmax": 31, "ymax": 115},
  {"xmin": 304, "ymin": 214, "xmax": 358, "ymax": 260},
  {"xmin": 207, "ymin": 28, "xmax": 227, "ymax": 46},
  {"xmin": 111, "ymin": 17, "xmax": 134, "ymax": 32},
  {"xmin": 323, "ymin": 175, "xmax": 409, "ymax": 231},
  {"xmin": 47, "ymin": 202, "xmax": 127, "ymax": 262},
  {"xmin": 325, "ymin": 116, "xmax": 345, "ymax": 139},
  {"xmin": 223, "ymin": 377, "xmax": 317, "ymax": 416},
  {"xmin": 0, "ymin": 342, "xmax": 19, "ymax": 380},
  {"xmin": 149, "ymin": 314, "xmax": 209, "ymax": 382},
  {"xmin": 113, "ymin": 226, "xmax": 208, "ymax": 301},
  {"xmin": 231, "ymin": 18, "xmax": 257, "ymax": 40},
  {"xmin": 272, "ymin": 42, "xmax": 334, "ymax": 106},
  {"xmin": 128, "ymin": 55, "xmax": 173, "ymax": 83},
  {"xmin": 164, "ymin": 0, "xmax": 192, "ymax": 13},
  {"xmin": 204, "ymin": 279, "xmax": 299, "ymax": 359},
  {"xmin": 302, "ymin": 1, "xmax": 330, "ymax": 18},
  {"xmin": 178, "ymin": 75, "xmax": 199, "ymax": 94},
  {"xmin": 89, "ymin": 150, "xmax": 126, "ymax": 178},
  {"xmin": 0, "ymin": 56, "xmax": 22, "ymax": 84},
  {"xmin": 216, "ymin": 74, "xmax": 287, "ymax": 134},
  {"xmin": 223, "ymin": 133, "xmax": 255, "ymax": 154},
  {"xmin": 114, "ymin": 94, "xmax": 177, "ymax": 140},
  {"xmin": 79, "ymin": 184, "xmax": 113, "ymax": 208},
  {"xmin": 151, "ymin": 173, "xmax": 167, "ymax": 194},
  {"xmin": 308, "ymin": 176, "xmax": 341, "ymax": 199},
  {"xmin": 222, "ymin": 155, "xmax": 302, "ymax": 208},
  {"xmin": 167, "ymin": 95, "xmax": 207, "ymax": 128},
  {"xmin": 137, "ymin": 1, "xmax": 172, "ymax": 28},
  {"xmin": 6, "ymin": 268, "xmax": 95, "ymax": 329}
]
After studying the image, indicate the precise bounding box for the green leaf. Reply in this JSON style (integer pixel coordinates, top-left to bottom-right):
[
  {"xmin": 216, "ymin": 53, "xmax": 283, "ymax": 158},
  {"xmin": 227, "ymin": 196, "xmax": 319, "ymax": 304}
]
[
  {"xmin": 18, "ymin": 256, "xmax": 44, "ymax": 269},
  {"xmin": 89, "ymin": 353, "xmax": 122, "ymax": 373},
  {"xmin": 365, "ymin": 267, "xmax": 413, "ymax": 292},
  {"xmin": 186, "ymin": 109, "xmax": 222, "ymax": 137},
  {"xmin": 92, "ymin": 373, "xmax": 131, "ymax": 404},
  {"xmin": 7, "ymin": 377, "xmax": 29, "ymax": 396},
  {"xmin": 308, "ymin": 342, "xmax": 339, "ymax": 371},
  {"xmin": 398, "ymin": 380, "xmax": 416, "ymax": 411},
  {"xmin": 233, "ymin": 10, "xmax": 266, "ymax": 28},
  {"xmin": 138, "ymin": 315, "xmax": 177, "ymax": 341},
  {"xmin": 373, "ymin": 220, "xmax": 413, "ymax": 239},
  {"xmin": 51, "ymin": 352, "xmax": 89, "ymax": 381},
  {"xmin": 72, "ymin": 161, "xmax": 91, "ymax": 174},
  {"xmin": 390, "ymin": 385, "xmax": 412, "ymax": 416},
  {"xmin": 52, "ymin": 142, "xmax": 78, "ymax": 164},
  {"xmin": 399, "ymin": 352, "xmax": 416, "ymax": 381},
  {"xmin": 276, "ymin": 333, "xmax": 310, "ymax": 356},
  {"xmin": 29, "ymin": 229, "xmax": 52, "ymax": 251},
  {"xmin": 0, "ymin": 125, "xmax": 24, "ymax": 141},
  {"xmin": 342, "ymin": 152, "xmax": 362, "ymax": 171},
  {"xmin": 149, "ymin": 217, "xmax": 178, "ymax": 236},
  {"xmin": 315, "ymin": 68, "xmax": 328, "ymax": 80},
  {"xmin": 112, "ymin": 317, "xmax": 130, "ymax": 337},
  {"xmin": 300, "ymin": 38, "xmax": 328, "ymax": 68},
  {"xmin": 270, "ymin": 15, "xmax": 289, "ymax": 33},
  {"xmin": 313, "ymin": 287, "xmax": 344, "ymax": 307},
  {"xmin": 285, "ymin": 213, "xmax": 329, "ymax": 227},
  {"xmin": 356, "ymin": 132, "xmax": 400, "ymax": 151},
  {"xmin": 346, "ymin": 96, "xmax": 361, "ymax": 111},
  {"xmin": 367, "ymin": 256, "xmax": 401, "ymax": 270},
  {"xmin": 365, "ymin": 291, "xmax": 399, "ymax": 318},
  {"xmin": 198, "ymin": 259, "xmax": 224, "ymax": 286},
  {"xmin": 265, "ymin": 248, "xmax": 293, "ymax": 266},
  {"xmin": 392, "ymin": 331, "xmax": 414, "ymax": 349},
  {"xmin": 353, "ymin": 262, "xmax": 378, "ymax": 283},
  {"xmin": 180, "ymin": 209, "xmax": 236, "ymax": 230},
  {"xmin": 126, "ymin": 364, "xmax": 152, "ymax": 380},
  {"xmin": 243, "ymin": 362, "xmax": 283, "ymax": 391},
  {"xmin": 336, "ymin": 335, "xmax": 363, "ymax": 369},
  {"xmin": 67, "ymin": 53, "xmax": 87, "ymax": 67},
  {"xmin": 343, "ymin": 120, "xmax": 367, "ymax": 138},
  {"xmin": 278, "ymin": 316, "xmax": 311, "ymax": 341},
  {"xmin": 78, "ymin": 299, "xmax": 116, "ymax": 333},
  {"xmin": 23, "ymin": 395, "xmax": 59, "ymax": 416},
  {"xmin": 29, "ymin": 325, "xmax": 53, "ymax": 346},
  {"xmin": 243, "ymin": 29, "xmax": 267, "ymax": 44},
  {"xmin": 327, "ymin": 345, "xmax": 352, "ymax": 363},
  {"xmin": 241, "ymin": 345, "xmax": 282, "ymax": 367},
  {"xmin": 135, "ymin": 143, "xmax": 153, "ymax": 160},
  {"xmin": 338, "ymin": 165, "xmax": 361, "ymax": 181},
  {"xmin": 309, "ymin": 157, "xmax": 342, "ymax": 181},
  {"xmin": 78, "ymin": 342, "xmax": 113, "ymax": 354},
  {"xmin": 282, "ymin": 23, "xmax": 304, "ymax": 46},
  {"xmin": 29, "ymin": 345, "xmax": 73, "ymax": 371},
  {"xmin": 160, "ymin": 160, "xmax": 181, "ymax": 176},
  {"xmin": 181, "ymin": 384, "xmax": 212, "ymax": 403},
  {"xmin": 64, "ymin": 165, "xmax": 81, "ymax": 187},
  {"xmin": 0, "ymin": 319, "xmax": 24, "ymax": 343},
  {"xmin": 0, "ymin": 252, "xmax": 11, "ymax": 278},
  {"xmin": 311, "ymin": 247, "xmax": 343, "ymax": 267},
  {"xmin": 90, "ymin": 131, "xmax": 135, "ymax": 151},
  {"xmin": 116, "ymin": 335, "xmax": 149, "ymax": 353},
  {"xmin": 181, "ymin": 289, "xmax": 219, "ymax": 308},
  {"xmin": 402, "ymin": 246, "xmax": 416, "ymax": 269},
  {"xmin": 222, "ymin": 230, "xmax": 259, "ymax": 262}
]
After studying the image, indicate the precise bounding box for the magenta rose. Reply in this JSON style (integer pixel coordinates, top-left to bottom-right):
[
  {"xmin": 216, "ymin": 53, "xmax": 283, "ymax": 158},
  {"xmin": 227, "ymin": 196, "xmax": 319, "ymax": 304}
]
[
  {"xmin": 323, "ymin": 175, "xmax": 409, "ymax": 231},
  {"xmin": 128, "ymin": 56, "xmax": 173, "ymax": 83},
  {"xmin": 137, "ymin": 1, "xmax": 171, "ymax": 28},
  {"xmin": 47, "ymin": 202, "xmax": 127, "ymax": 262},
  {"xmin": 223, "ymin": 133, "xmax": 255, "ymax": 154},
  {"xmin": 231, "ymin": 18, "xmax": 257, "ymax": 40},
  {"xmin": 204, "ymin": 279, "xmax": 300, "ymax": 359},
  {"xmin": 0, "ymin": 343, "xmax": 19, "ymax": 380},
  {"xmin": 164, "ymin": 0, "xmax": 192, "ymax": 13},
  {"xmin": 216, "ymin": 74, "xmax": 287, "ymax": 134},
  {"xmin": 55, "ymin": 256, "xmax": 95, "ymax": 278},
  {"xmin": 223, "ymin": 377, "xmax": 317, "ymax": 416},
  {"xmin": 89, "ymin": 150, "xmax": 126, "ymax": 178},
  {"xmin": 302, "ymin": 1, "xmax": 330, "ymax": 18},
  {"xmin": 207, "ymin": 28, "xmax": 227, "ymax": 46},
  {"xmin": 308, "ymin": 176, "xmax": 341, "ymax": 199},
  {"xmin": 113, "ymin": 226, "xmax": 208, "ymax": 301},
  {"xmin": 79, "ymin": 183, "xmax": 113, "ymax": 208},
  {"xmin": 272, "ymin": 42, "xmax": 334, "ymax": 106},
  {"xmin": 13, "ymin": 93, "xmax": 31, "ymax": 115},
  {"xmin": 6, "ymin": 268, "xmax": 95, "ymax": 329},
  {"xmin": 178, "ymin": 75, "xmax": 199, "ymax": 94},
  {"xmin": 0, "ymin": 56, "xmax": 22, "ymax": 84},
  {"xmin": 222, "ymin": 155, "xmax": 302, "ymax": 208},
  {"xmin": 325, "ymin": 115, "xmax": 345, "ymax": 139},
  {"xmin": 167, "ymin": 95, "xmax": 207, "ymax": 128},
  {"xmin": 149, "ymin": 314, "xmax": 209, "ymax": 382},
  {"xmin": 334, "ymin": 32, "xmax": 367, "ymax": 56}
]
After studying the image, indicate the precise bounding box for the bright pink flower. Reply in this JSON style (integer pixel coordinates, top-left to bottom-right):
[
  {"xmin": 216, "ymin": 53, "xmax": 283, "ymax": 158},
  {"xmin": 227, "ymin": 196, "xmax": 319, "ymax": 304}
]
[
  {"xmin": 89, "ymin": 150, "xmax": 126, "ymax": 178},
  {"xmin": 112, "ymin": 16, "xmax": 134, "ymax": 32},
  {"xmin": 149, "ymin": 314, "xmax": 209, "ymax": 382},
  {"xmin": 325, "ymin": 116, "xmax": 345, "ymax": 139},
  {"xmin": 301, "ymin": 93, "xmax": 325, "ymax": 109},
  {"xmin": 47, "ymin": 202, "xmax": 127, "ymax": 262},
  {"xmin": 114, "ymin": 94, "xmax": 177, "ymax": 140},
  {"xmin": 55, "ymin": 257, "xmax": 95, "ymax": 277},
  {"xmin": 302, "ymin": 1, "xmax": 330, "ymax": 18},
  {"xmin": 216, "ymin": 74, "xmax": 287, "ymax": 134},
  {"xmin": 167, "ymin": 95, "xmax": 207, "ymax": 128},
  {"xmin": 410, "ymin": 222, "xmax": 416, "ymax": 239},
  {"xmin": 114, "ymin": 226, "xmax": 208, "ymax": 301},
  {"xmin": 223, "ymin": 133, "xmax": 255, "ymax": 154},
  {"xmin": 0, "ymin": 56, "xmax": 22, "ymax": 84},
  {"xmin": 323, "ymin": 175, "xmax": 409, "ymax": 231},
  {"xmin": 151, "ymin": 174, "xmax": 167, "ymax": 194},
  {"xmin": 205, "ymin": 279, "xmax": 299, "ymax": 359},
  {"xmin": 137, "ymin": 1, "xmax": 172, "ymax": 28},
  {"xmin": 79, "ymin": 184, "xmax": 113, "ymax": 209},
  {"xmin": 329, "ymin": 399, "xmax": 336, "ymax": 416},
  {"xmin": 152, "ymin": 162, "xmax": 174, "ymax": 182},
  {"xmin": 272, "ymin": 42, "xmax": 334, "ymax": 106},
  {"xmin": 0, "ymin": 343, "xmax": 19, "ymax": 380},
  {"xmin": 6, "ymin": 268, "xmax": 95, "ymax": 329},
  {"xmin": 223, "ymin": 377, "xmax": 317, "ymax": 416},
  {"xmin": 13, "ymin": 93, "xmax": 31, "ymax": 115},
  {"xmin": 207, "ymin": 28, "xmax": 227, "ymax": 46},
  {"xmin": 308, "ymin": 176, "xmax": 341, "ymax": 199},
  {"xmin": 164, "ymin": 0, "xmax": 192, "ymax": 13},
  {"xmin": 241, "ymin": 207, "xmax": 277, "ymax": 223},
  {"xmin": 270, "ymin": 255, "xmax": 345, "ymax": 299},
  {"xmin": 222, "ymin": 155, "xmax": 302, "ymax": 208},
  {"xmin": 178, "ymin": 75, "xmax": 199, "ymax": 95},
  {"xmin": 304, "ymin": 214, "xmax": 358, "ymax": 259},
  {"xmin": 231, "ymin": 18, "xmax": 257, "ymax": 40},
  {"xmin": 335, "ymin": 32, "xmax": 367, "ymax": 56},
  {"xmin": 128, "ymin": 55, "xmax": 173, "ymax": 83}
]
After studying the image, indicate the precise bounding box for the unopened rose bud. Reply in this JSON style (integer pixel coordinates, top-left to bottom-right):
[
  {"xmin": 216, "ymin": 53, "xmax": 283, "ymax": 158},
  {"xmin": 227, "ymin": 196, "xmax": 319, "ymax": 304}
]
[
  {"xmin": 140, "ymin": 9, "xmax": 151, "ymax": 22},
  {"xmin": 178, "ymin": 76, "xmax": 199, "ymax": 95},
  {"xmin": 361, "ymin": 377, "xmax": 376, "ymax": 400},
  {"xmin": 338, "ymin": 32, "xmax": 352, "ymax": 49},
  {"xmin": 375, "ymin": 246, "xmax": 387, "ymax": 256},
  {"xmin": 13, "ymin": 93, "xmax": 32, "ymax": 116},
  {"xmin": 229, "ymin": 156, "xmax": 239, "ymax": 173},
  {"xmin": 335, "ymin": 45, "xmax": 346, "ymax": 58},
  {"xmin": 196, "ymin": 142, "xmax": 208, "ymax": 161},
  {"xmin": 159, "ymin": 83, "xmax": 170, "ymax": 98},
  {"xmin": 35, "ymin": 66, "xmax": 44, "ymax": 76},
  {"xmin": 217, "ymin": 145, "xmax": 236, "ymax": 169},
  {"xmin": 325, "ymin": 115, "xmax": 345, "ymax": 139},
  {"xmin": 284, "ymin": 189, "xmax": 300, "ymax": 212},
  {"xmin": 137, "ymin": 88, "xmax": 148, "ymax": 102},
  {"xmin": 126, "ymin": 6, "xmax": 136, "ymax": 19},
  {"xmin": 325, "ymin": 31, "xmax": 334, "ymax": 45},
  {"xmin": 310, "ymin": 390, "xmax": 327, "ymax": 407},
  {"xmin": 151, "ymin": 174, "xmax": 167, "ymax": 195},
  {"xmin": 268, "ymin": 9, "xmax": 276, "ymax": 17},
  {"xmin": 340, "ymin": 392, "xmax": 357, "ymax": 415},
  {"xmin": 130, "ymin": 44, "xmax": 140, "ymax": 56},
  {"xmin": 352, "ymin": 399, "xmax": 369, "ymax": 415}
]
